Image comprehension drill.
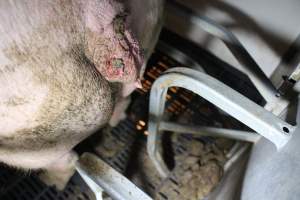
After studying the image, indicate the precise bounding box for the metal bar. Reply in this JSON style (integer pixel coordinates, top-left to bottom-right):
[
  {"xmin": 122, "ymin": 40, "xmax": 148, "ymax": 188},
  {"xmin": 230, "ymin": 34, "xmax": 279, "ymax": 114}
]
[
  {"xmin": 271, "ymin": 34, "xmax": 300, "ymax": 89},
  {"xmin": 224, "ymin": 143, "xmax": 250, "ymax": 171},
  {"xmin": 166, "ymin": 67, "xmax": 295, "ymax": 146},
  {"xmin": 76, "ymin": 166, "xmax": 104, "ymax": 200},
  {"xmin": 167, "ymin": 1, "xmax": 282, "ymax": 108},
  {"xmin": 147, "ymin": 67, "xmax": 295, "ymax": 177},
  {"xmin": 159, "ymin": 121, "xmax": 260, "ymax": 143},
  {"xmin": 225, "ymin": 142, "xmax": 243, "ymax": 159},
  {"xmin": 76, "ymin": 153, "xmax": 153, "ymax": 200},
  {"xmin": 157, "ymin": 41, "xmax": 206, "ymax": 72}
]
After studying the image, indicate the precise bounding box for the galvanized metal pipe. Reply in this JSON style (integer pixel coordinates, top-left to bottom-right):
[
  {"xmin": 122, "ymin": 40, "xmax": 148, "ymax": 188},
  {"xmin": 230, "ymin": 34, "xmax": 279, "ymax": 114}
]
[
  {"xmin": 167, "ymin": 1, "xmax": 281, "ymax": 107},
  {"xmin": 76, "ymin": 153, "xmax": 153, "ymax": 200},
  {"xmin": 224, "ymin": 143, "xmax": 251, "ymax": 171},
  {"xmin": 159, "ymin": 121, "xmax": 260, "ymax": 143},
  {"xmin": 161, "ymin": 67, "xmax": 293, "ymax": 147},
  {"xmin": 148, "ymin": 67, "xmax": 295, "ymax": 177}
]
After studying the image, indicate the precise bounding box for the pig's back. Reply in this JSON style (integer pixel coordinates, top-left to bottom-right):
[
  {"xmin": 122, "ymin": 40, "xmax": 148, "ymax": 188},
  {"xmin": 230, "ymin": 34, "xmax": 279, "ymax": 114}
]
[{"xmin": 0, "ymin": 0, "xmax": 113, "ymax": 169}]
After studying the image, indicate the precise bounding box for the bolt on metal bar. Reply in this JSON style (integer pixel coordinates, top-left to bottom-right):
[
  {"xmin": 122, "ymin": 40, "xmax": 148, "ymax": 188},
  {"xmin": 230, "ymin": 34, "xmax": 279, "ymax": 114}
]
[
  {"xmin": 159, "ymin": 121, "xmax": 260, "ymax": 143},
  {"xmin": 76, "ymin": 153, "xmax": 153, "ymax": 200},
  {"xmin": 147, "ymin": 67, "xmax": 295, "ymax": 177}
]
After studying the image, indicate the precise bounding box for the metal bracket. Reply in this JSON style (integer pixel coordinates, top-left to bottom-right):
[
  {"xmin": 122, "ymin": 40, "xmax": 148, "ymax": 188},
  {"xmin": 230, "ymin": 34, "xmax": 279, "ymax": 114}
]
[{"xmin": 147, "ymin": 67, "xmax": 295, "ymax": 177}]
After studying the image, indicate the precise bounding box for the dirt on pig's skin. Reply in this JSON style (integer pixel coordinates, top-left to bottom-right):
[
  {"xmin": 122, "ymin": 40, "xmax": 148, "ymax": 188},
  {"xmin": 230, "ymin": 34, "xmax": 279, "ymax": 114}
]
[
  {"xmin": 79, "ymin": 153, "xmax": 108, "ymax": 176},
  {"xmin": 0, "ymin": 0, "xmax": 163, "ymax": 189},
  {"xmin": 0, "ymin": 0, "xmax": 116, "ymax": 170}
]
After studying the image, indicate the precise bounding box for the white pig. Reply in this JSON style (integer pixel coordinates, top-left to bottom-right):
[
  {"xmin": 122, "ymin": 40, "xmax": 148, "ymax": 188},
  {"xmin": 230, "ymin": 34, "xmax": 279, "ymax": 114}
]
[{"xmin": 0, "ymin": 0, "xmax": 163, "ymax": 189}]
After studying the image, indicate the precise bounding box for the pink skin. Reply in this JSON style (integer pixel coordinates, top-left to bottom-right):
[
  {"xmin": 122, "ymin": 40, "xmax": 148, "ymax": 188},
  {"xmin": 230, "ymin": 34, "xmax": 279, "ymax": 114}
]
[
  {"xmin": 101, "ymin": 22, "xmax": 143, "ymax": 83},
  {"xmin": 84, "ymin": 0, "xmax": 144, "ymax": 127},
  {"xmin": 84, "ymin": 0, "xmax": 144, "ymax": 86},
  {"xmin": 0, "ymin": 0, "xmax": 161, "ymax": 190}
]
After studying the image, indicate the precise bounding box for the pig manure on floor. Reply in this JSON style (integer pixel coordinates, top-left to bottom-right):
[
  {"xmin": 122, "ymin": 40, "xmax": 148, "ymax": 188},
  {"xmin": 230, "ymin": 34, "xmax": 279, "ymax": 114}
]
[{"xmin": 130, "ymin": 137, "xmax": 230, "ymax": 200}]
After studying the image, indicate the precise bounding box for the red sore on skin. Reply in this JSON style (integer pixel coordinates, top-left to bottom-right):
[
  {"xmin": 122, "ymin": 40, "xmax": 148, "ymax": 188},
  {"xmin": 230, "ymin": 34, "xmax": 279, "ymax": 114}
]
[
  {"xmin": 88, "ymin": 0, "xmax": 143, "ymax": 83},
  {"xmin": 105, "ymin": 58, "xmax": 124, "ymax": 77},
  {"xmin": 102, "ymin": 37, "xmax": 142, "ymax": 83},
  {"xmin": 85, "ymin": 0, "xmax": 144, "ymax": 83},
  {"xmin": 102, "ymin": 23, "xmax": 143, "ymax": 83},
  {"xmin": 93, "ymin": 27, "xmax": 143, "ymax": 83}
]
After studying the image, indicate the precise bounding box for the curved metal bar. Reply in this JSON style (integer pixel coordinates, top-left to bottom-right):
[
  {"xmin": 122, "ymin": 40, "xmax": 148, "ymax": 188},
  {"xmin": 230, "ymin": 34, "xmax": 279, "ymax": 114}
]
[
  {"xmin": 167, "ymin": 2, "xmax": 283, "ymax": 109},
  {"xmin": 147, "ymin": 67, "xmax": 295, "ymax": 177}
]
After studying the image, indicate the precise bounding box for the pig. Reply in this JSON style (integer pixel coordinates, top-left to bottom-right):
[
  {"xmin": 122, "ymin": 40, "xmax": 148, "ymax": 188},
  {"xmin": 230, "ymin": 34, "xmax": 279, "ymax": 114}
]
[{"xmin": 0, "ymin": 0, "xmax": 163, "ymax": 189}]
